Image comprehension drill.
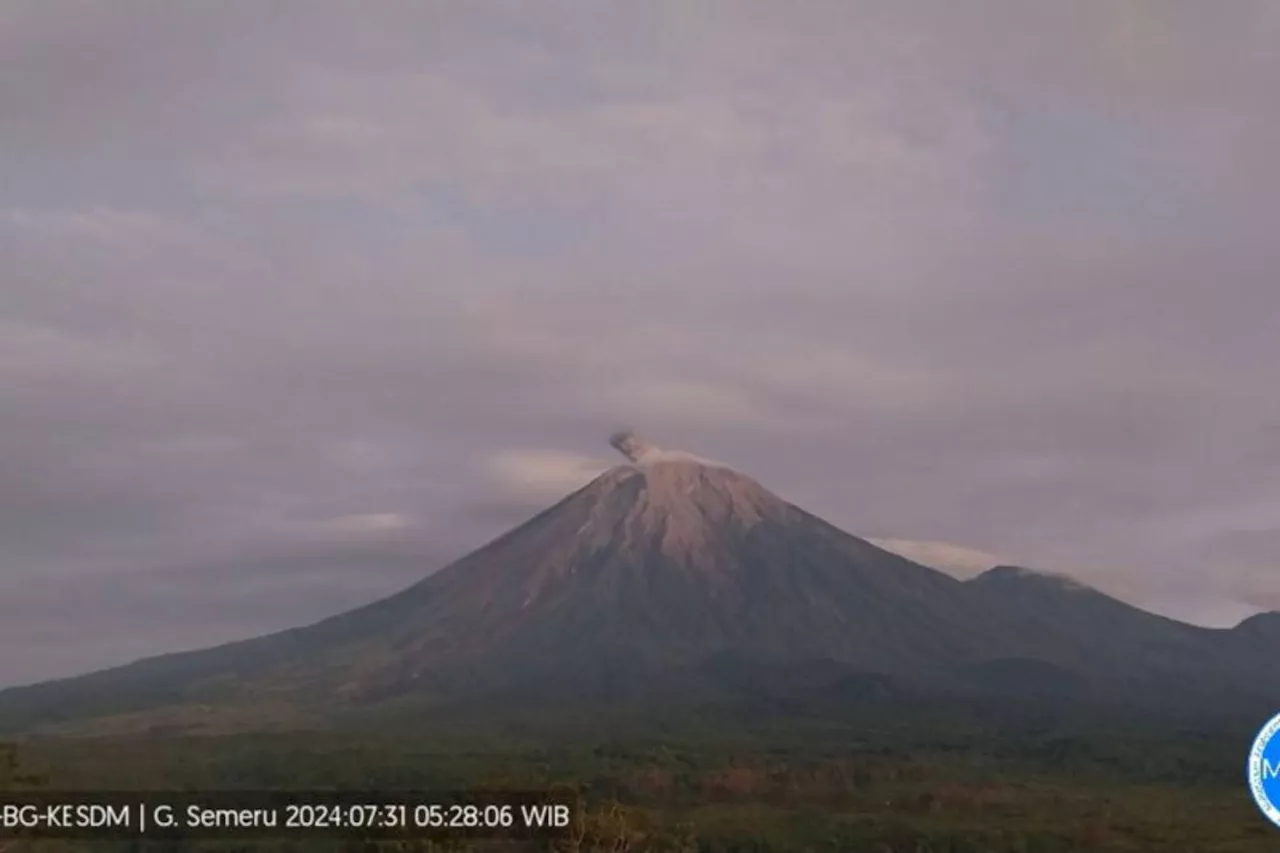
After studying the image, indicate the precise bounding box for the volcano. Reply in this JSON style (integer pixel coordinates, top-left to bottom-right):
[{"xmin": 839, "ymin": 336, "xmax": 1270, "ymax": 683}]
[{"xmin": 3, "ymin": 433, "xmax": 1278, "ymax": 731}]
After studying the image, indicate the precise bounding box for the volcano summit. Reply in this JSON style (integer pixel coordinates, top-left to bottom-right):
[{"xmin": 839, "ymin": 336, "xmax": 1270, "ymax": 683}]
[{"xmin": 2, "ymin": 434, "xmax": 1278, "ymax": 732}]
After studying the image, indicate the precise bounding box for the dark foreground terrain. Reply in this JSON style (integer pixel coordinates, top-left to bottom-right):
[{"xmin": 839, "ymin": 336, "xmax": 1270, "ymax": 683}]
[{"xmin": 4, "ymin": 701, "xmax": 1275, "ymax": 853}]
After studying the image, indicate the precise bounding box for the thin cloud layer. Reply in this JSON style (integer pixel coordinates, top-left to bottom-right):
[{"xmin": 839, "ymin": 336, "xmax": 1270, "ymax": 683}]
[{"xmin": 2, "ymin": 0, "xmax": 1278, "ymax": 685}]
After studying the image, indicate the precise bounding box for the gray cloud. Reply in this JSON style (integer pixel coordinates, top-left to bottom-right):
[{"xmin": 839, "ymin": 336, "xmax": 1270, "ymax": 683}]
[{"xmin": 2, "ymin": 0, "xmax": 1279, "ymax": 685}]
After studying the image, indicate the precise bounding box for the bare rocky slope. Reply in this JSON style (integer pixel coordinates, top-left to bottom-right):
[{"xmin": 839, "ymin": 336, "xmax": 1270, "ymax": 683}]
[{"xmin": 2, "ymin": 433, "xmax": 1276, "ymax": 731}]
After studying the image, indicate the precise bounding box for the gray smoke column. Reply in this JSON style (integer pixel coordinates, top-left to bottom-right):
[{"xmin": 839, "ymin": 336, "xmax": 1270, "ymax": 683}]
[
  {"xmin": 609, "ymin": 430, "xmax": 660, "ymax": 463},
  {"xmin": 608, "ymin": 430, "xmax": 726, "ymax": 469}
]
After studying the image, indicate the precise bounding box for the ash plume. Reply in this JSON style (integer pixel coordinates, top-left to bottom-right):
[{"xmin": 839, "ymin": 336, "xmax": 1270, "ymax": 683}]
[
  {"xmin": 608, "ymin": 430, "xmax": 725, "ymax": 469},
  {"xmin": 609, "ymin": 430, "xmax": 659, "ymax": 463}
]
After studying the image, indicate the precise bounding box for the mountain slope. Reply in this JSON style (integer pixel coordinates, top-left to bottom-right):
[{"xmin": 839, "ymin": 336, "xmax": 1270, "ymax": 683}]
[
  {"xmin": 963, "ymin": 565, "xmax": 1221, "ymax": 672},
  {"xmin": 2, "ymin": 434, "xmax": 1277, "ymax": 731},
  {"xmin": 2, "ymin": 448, "xmax": 1002, "ymax": 721}
]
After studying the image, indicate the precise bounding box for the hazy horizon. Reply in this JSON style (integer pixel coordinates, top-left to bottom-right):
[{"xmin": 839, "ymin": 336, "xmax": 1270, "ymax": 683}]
[{"xmin": 3, "ymin": 0, "xmax": 1279, "ymax": 686}]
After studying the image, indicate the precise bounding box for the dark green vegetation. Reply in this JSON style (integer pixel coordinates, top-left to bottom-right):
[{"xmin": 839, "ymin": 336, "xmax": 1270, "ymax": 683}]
[{"xmin": 4, "ymin": 705, "xmax": 1278, "ymax": 852}]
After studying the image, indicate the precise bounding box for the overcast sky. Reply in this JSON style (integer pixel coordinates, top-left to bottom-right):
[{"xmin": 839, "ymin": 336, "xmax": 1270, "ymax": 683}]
[{"xmin": 3, "ymin": 0, "xmax": 1279, "ymax": 687}]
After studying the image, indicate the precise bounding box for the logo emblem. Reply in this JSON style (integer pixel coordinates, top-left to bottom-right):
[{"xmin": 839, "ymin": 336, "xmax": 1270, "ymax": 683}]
[{"xmin": 1248, "ymin": 712, "xmax": 1280, "ymax": 828}]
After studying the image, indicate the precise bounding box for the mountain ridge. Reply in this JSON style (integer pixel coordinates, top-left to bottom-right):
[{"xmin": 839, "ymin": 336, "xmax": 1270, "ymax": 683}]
[{"xmin": 3, "ymin": 434, "xmax": 1277, "ymax": 733}]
